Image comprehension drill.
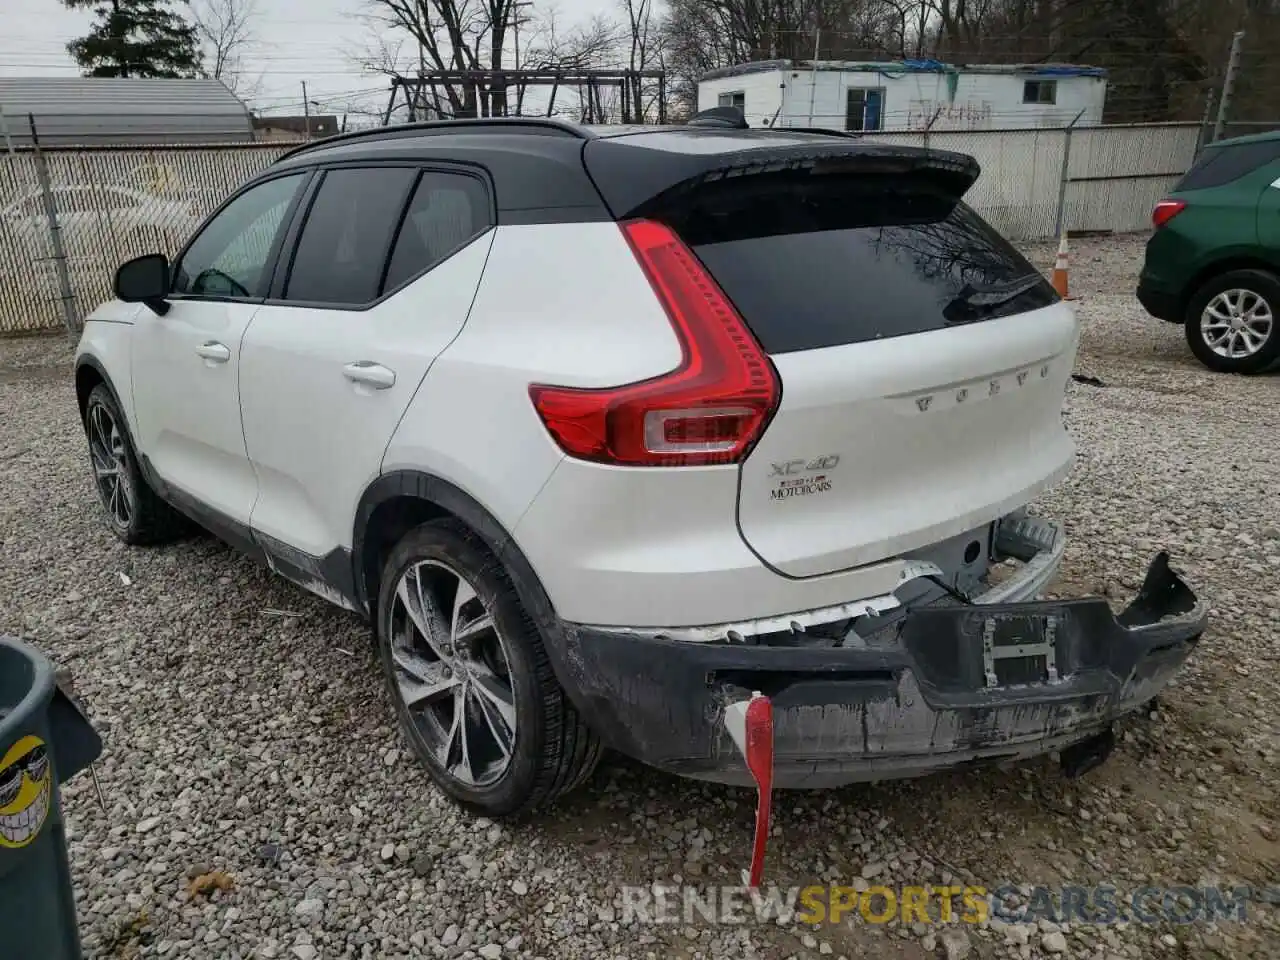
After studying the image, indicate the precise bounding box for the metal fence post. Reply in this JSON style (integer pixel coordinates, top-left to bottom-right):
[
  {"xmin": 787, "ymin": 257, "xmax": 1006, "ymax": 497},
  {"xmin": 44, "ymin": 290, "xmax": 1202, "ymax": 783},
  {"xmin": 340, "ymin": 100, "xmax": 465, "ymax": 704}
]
[
  {"xmin": 1212, "ymin": 31, "xmax": 1244, "ymax": 144},
  {"xmin": 1196, "ymin": 88, "xmax": 1216, "ymax": 154},
  {"xmin": 0, "ymin": 104, "xmax": 15, "ymax": 157},
  {"xmin": 1053, "ymin": 109, "xmax": 1087, "ymax": 241},
  {"xmin": 922, "ymin": 107, "xmax": 941, "ymax": 151},
  {"xmin": 28, "ymin": 115, "xmax": 79, "ymax": 341}
]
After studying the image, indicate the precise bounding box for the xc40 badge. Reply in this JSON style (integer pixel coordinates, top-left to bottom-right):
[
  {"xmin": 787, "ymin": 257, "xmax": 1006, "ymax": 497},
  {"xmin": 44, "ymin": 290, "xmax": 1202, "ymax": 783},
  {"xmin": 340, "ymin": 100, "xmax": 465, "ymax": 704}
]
[{"xmin": 768, "ymin": 455, "xmax": 839, "ymax": 502}]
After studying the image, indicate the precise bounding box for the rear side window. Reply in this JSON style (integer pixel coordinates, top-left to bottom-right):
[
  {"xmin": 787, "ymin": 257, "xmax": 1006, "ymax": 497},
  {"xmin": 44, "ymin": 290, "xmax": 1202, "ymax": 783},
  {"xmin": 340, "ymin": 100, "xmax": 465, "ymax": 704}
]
[
  {"xmin": 1176, "ymin": 141, "xmax": 1280, "ymax": 192},
  {"xmin": 382, "ymin": 171, "xmax": 491, "ymax": 292},
  {"xmin": 657, "ymin": 173, "xmax": 1056, "ymax": 354},
  {"xmin": 285, "ymin": 167, "xmax": 417, "ymax": 305}
]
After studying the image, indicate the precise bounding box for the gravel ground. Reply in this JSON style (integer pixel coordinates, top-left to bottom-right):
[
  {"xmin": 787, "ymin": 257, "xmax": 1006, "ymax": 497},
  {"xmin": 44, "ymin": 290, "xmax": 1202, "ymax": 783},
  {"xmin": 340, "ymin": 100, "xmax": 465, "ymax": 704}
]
[{"xmin": 1, "ymin": 233, "xmax": 1278, "ymax": 960}]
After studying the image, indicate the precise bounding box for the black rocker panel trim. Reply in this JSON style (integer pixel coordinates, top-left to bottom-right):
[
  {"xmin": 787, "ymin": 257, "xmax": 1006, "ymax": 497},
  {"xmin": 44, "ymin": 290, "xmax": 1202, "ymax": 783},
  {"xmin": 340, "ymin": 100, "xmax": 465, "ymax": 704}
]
[{"xmin": 134, "ymin": 452, "xmax": 361, "ymax": 612}]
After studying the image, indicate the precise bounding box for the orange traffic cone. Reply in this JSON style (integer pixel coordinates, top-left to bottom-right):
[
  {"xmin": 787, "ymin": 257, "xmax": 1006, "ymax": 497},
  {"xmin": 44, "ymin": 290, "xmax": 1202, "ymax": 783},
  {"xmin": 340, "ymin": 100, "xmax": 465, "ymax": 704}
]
[{"xmin": 1051, "ymin": 234, "xmax": 1070, "ymax": 299}]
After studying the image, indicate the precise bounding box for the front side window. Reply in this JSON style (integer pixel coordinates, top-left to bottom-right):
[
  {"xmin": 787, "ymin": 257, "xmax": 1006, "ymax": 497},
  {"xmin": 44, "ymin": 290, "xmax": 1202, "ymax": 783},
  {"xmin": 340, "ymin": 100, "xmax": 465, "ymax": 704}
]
[
  {"xmin": 172, "ymin": 173, "xmax": 305, "ymax": 299},
  {"xmin": 846, "ymin": 88, "xmax": 884, "ymax": 131},
  {"xmin": 284, "ymin": 167, "xmax": 418, "ymax": 305}
]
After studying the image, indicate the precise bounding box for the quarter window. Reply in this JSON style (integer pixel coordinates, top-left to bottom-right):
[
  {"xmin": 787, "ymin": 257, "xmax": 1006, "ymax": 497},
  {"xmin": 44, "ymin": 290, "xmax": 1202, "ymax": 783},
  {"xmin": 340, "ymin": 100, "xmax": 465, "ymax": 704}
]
[
  {"xmin": 382, "ymin": 172, "xmax": 492, "ymax": 293},
  {"xmin": 172, "ymin": 173, "xmax": 305, "ymax": 299}
]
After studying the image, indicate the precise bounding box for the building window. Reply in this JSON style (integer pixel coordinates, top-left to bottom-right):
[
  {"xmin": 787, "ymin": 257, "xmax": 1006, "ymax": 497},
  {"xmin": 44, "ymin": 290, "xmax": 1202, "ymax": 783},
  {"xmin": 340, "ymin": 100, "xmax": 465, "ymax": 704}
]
[
  {"xmin": 1023, "ymin": 80, "xmax": 1057, "ymax": 105},
  {"xmin": 717, "ymin": 91, "xmax": 745, "ymax": 111},
  {"xmin": 846, "ymin": 88, "xmax": 885, "ymax": 131}
]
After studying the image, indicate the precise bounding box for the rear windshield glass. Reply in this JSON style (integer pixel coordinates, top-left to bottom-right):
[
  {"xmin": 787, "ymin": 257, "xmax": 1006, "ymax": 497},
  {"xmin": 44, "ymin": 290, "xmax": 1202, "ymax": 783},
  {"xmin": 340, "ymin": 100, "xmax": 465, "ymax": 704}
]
[
  {"xmin": 656, "ymin": 173, "xmax": 1057, "ymax": 355},
  {"xmin": 1175, "ymin": 140, "xmax": 1280, "ymax": 192}
]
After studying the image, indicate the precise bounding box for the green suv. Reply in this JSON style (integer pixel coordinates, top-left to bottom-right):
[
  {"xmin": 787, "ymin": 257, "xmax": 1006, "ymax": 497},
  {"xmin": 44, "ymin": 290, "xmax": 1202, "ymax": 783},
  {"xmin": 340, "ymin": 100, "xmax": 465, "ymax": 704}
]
[{"xmin": 1137, "ymin": 131, "xmax": 1280, "ymax": 373}]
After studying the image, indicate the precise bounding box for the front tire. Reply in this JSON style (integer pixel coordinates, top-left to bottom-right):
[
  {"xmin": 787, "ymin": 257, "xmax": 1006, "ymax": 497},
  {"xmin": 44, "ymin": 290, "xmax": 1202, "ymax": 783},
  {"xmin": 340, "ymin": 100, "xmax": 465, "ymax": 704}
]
[
  {"xmin": 1183, "ymin": 269, "xmax": 1280, "ymax": 374},
  {"xmin": 375, "ymin": 519, "xmax": 601, "ymax": 817},
  {"xmin": 83, "ymin": 384, "xmax": 188, "ymax": 545}
]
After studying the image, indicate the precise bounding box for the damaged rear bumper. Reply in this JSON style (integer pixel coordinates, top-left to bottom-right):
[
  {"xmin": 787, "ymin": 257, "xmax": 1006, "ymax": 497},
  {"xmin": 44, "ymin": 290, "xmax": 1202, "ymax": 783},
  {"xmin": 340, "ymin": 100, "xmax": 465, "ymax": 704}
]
[{"xmin": 556, "ymin": 544, "xmax": 1207, "ymax": 788}]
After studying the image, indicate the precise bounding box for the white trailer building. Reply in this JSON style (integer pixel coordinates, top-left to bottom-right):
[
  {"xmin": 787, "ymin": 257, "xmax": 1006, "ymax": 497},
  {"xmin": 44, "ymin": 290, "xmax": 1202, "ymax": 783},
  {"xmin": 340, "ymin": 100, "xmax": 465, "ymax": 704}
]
[{"xmin": 697, "ymin": 59, "xmax": 1108, "ymax": 132}]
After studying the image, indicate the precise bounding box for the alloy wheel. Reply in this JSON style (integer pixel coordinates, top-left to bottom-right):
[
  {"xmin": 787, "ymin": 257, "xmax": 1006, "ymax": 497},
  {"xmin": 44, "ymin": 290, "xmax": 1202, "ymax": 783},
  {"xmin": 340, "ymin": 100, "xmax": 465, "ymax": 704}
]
[
  {"xmin": 1200, "ymin": 289, "xmax": 1274, "ymax": 360},
  {"xmin": 87, "ymin": 401, "xmax": 133, "ymax": 529},
  {"xmin": 389, "ymin": 560, "xmax": 518, "ymax": 787}
]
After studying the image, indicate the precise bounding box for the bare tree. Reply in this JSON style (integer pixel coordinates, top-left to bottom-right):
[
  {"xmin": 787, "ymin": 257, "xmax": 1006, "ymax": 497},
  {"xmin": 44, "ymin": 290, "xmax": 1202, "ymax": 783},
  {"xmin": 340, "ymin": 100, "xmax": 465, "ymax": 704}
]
[
  {"xmin": 192, "ymin": 0, "xmax": 261, "ymax": 97},
  {"xmin": 515, "ymin": 7, "xmax": 624, "ymax": 116},
  {"xmin": 357, "ymin": 0, "xmax": 520, "ymax": 118},
  {"xmin": 620, "ymin": 0, "xmax": 655, "ymax": 121}
]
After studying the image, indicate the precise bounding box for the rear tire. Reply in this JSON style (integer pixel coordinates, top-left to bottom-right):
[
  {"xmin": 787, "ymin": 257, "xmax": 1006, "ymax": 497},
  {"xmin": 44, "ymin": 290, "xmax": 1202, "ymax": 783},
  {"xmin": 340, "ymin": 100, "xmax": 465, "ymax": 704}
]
[
  {"xmin": 1183, "ymin": 269, "xmax": 1280, "ymax": 374},
  {"xmin": 83, "ymin": 384, "xmax": 189, "ymax": 545},
  {"xmin": 375, "ymin": 518, "xmax": 601, "ymax": 817}
]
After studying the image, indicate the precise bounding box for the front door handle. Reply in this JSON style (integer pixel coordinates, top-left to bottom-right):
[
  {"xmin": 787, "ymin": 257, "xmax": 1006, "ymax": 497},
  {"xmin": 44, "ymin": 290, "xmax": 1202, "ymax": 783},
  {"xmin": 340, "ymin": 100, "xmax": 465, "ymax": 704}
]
[
  {"xmin": 195, "ymin": 341, "xmax": 231, "ymax": 363},
  {"xmin": 342, "ymin": 361, "xmax": 396, "ymax": 390}
]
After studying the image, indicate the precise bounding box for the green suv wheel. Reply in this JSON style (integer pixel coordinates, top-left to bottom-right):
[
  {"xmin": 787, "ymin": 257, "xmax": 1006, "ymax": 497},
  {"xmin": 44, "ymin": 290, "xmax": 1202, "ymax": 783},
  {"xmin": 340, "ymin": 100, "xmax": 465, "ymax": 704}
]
[{"xmin": 1184, "ymin": 269, "xmax": 1280, "ymax": 374}]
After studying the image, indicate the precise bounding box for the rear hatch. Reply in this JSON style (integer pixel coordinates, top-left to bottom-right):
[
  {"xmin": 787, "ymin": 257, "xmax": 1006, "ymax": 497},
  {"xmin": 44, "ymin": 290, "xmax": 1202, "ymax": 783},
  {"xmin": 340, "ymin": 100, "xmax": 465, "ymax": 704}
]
[{"xmin": 584, "ymin": 131, "xmax": 1079, "ymax": 578}]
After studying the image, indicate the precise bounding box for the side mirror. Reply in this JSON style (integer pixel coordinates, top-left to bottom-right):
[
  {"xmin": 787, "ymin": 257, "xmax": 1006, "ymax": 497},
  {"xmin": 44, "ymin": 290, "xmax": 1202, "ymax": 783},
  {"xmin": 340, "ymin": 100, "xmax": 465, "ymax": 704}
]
[{"xmin": 114, "ymin": 254, "xmax": 171, "ymax": 316}]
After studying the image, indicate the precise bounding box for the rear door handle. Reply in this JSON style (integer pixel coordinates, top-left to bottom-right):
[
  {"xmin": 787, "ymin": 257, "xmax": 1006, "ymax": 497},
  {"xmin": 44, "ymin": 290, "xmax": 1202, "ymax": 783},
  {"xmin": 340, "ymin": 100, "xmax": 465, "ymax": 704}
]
[
  {"xmin": 195, "ymin": 341, "xmax": 231, "ymax": 363},
  {"xmin": 342, "ymin": 361, "xmax": 396, "ymax": 390}
]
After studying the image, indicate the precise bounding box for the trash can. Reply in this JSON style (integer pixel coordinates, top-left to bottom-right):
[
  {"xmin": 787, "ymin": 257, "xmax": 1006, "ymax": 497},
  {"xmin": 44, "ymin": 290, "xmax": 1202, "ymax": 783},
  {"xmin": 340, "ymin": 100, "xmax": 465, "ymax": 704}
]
[{"xmin": 0, "ymin": 636, "xmax": 103, "ymax": 960}]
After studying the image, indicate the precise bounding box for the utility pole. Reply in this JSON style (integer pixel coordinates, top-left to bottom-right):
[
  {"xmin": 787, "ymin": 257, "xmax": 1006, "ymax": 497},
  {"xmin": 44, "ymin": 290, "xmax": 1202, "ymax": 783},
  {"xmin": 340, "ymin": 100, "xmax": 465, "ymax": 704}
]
[
  {"xmin": 805, "ymin": 29, "xmax": 820, "ymax": 126},
  {"xmin": 1196, "ymin": 88, "xmax": 1216, "ymax": 153},
  {"xmin": 1213, "ymin": 31, "xmax": 1244, "ymax": 144},
  {"xmin": 302, "ymin": 81, "xmax": 312, "ymax": 140}
]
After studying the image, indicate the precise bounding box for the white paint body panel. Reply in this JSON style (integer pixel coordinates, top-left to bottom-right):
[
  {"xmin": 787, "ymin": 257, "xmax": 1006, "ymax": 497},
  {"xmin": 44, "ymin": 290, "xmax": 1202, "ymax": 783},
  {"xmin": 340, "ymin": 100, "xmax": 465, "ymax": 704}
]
[
  {"xmin": 383, "ymin": 222, "xmax": 682, "ymax": 535},
  {"xmin": 737, "ymin": 302, "xmax": 1080, "ymax": 577},
  {"xmin": 74, "ymin": 302, "xmax": 142, "ymax": 423},
  {"xmin": 129, "ymin": 298, "xmax": 260, "ymax": 524},
  {"xmin": 239, "ymin": 232, "xmax": 495, "ymax": 556},
  {"xmin": 79, "ymin": 214, "xmax": 1078, "ymax": 636}
]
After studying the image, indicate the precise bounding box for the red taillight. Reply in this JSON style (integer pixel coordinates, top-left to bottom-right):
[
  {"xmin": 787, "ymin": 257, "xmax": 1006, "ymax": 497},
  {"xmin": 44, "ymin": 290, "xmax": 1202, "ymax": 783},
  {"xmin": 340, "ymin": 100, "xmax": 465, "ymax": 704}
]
[
  {"xmin": 1152, "ymin": 199, "xmax": 1186, "ymax": 229},
  {"xmin": 528, "ymin": 219, "xmax": 780, "ymax": 467}
]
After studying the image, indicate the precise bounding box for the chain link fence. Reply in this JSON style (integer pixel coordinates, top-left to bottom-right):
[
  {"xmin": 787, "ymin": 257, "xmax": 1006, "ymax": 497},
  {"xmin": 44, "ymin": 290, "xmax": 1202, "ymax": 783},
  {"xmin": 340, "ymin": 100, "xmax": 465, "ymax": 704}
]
[
  {"xmin": 0, "ymin": 140, "xmax": 290, "ymax": 335},
  {"xmin": 856, "ymin": 122, "xmax": 1201, "ymax": 241},
  {"xmin": 0, "ymin": 120, "xmax": 1207, "ymax": 336}
]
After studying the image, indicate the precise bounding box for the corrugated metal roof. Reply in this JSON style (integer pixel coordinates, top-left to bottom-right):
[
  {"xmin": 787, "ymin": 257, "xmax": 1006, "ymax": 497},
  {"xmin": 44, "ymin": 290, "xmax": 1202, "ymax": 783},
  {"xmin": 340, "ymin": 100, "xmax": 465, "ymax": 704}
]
[{"xmin": 0, "ymin": 77, "xmax": 254, "ymax": 146}]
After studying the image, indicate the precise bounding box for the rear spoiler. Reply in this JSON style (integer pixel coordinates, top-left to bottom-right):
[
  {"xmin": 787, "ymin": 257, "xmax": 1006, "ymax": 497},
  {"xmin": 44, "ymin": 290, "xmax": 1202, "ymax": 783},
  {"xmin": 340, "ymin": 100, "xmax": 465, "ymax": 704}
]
[{"xmin": 583, "ymin": 136, "xmax": 981, "ymax": 220}]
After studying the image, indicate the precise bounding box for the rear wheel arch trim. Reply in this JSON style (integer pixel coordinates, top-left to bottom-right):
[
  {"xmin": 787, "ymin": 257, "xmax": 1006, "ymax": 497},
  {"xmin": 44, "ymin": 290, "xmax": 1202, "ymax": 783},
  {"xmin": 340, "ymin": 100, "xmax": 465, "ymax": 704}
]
[{"xmin": 353, "ymin": 471, "xmax": 560, "ymax": 629}]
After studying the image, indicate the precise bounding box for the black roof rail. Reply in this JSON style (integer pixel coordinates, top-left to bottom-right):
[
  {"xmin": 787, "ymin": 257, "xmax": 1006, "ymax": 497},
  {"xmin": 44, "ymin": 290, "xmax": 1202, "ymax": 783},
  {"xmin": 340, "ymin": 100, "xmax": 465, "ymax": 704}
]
[
  {"xmin": 773, "ymin": 126, "xmax": 862, "ymax": 139},
  {"xmin": 274, "ymin": 117, "xmax": 593, "ymax": 163}
]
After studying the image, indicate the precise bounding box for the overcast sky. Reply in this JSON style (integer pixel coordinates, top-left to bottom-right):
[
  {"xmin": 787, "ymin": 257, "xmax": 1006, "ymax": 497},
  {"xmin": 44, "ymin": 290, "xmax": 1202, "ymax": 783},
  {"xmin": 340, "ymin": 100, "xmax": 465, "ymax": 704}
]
[{"xmin": 1, "ymin": 0, "xmax": 604, "ymax": 119}]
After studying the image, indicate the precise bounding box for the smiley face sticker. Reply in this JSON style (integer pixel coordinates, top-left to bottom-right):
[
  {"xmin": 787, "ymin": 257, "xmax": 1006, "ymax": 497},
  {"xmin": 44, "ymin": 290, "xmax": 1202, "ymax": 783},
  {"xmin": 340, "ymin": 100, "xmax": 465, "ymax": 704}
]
[{"xmin": 0, "ymin": 736, "xmax": 52, "ymax": 848}]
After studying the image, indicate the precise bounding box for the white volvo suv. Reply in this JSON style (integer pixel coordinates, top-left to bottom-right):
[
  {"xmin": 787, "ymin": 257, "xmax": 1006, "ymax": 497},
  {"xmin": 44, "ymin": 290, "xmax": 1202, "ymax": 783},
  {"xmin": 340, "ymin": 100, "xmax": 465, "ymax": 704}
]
[{"xmin": 75, "ymin": 117, "xmax": 1207, "ymax": 816}]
